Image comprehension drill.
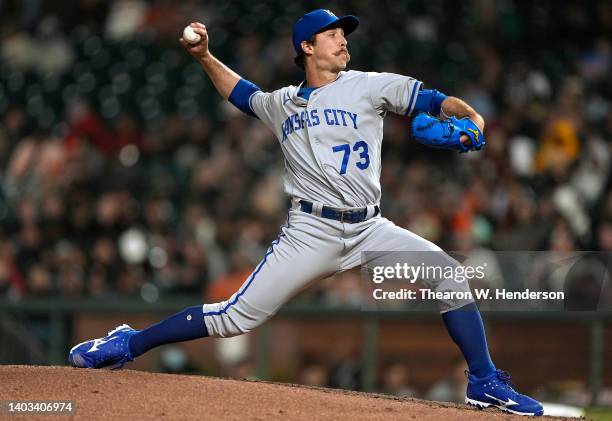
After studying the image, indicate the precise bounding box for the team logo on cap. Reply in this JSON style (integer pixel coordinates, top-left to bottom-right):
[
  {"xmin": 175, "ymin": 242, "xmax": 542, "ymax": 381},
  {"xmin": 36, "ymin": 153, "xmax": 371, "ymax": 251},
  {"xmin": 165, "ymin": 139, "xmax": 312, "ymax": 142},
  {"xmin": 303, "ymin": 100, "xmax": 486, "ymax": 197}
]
[{"xmin": 324, "ymin": 9, "xmax": 337, "ymax": 18}]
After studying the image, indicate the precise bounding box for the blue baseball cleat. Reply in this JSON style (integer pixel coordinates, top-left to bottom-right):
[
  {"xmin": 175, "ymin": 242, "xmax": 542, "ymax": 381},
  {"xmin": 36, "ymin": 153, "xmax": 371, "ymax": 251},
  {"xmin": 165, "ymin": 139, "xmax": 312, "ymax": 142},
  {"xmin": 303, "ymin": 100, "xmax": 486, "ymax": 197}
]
[
  {"xmin": 69, "ymin": 324, "xmax": 137, "ymax": 369},
  {"xmin": 466, "ymin": 369, "xmax": 544, "ymax": 416}
]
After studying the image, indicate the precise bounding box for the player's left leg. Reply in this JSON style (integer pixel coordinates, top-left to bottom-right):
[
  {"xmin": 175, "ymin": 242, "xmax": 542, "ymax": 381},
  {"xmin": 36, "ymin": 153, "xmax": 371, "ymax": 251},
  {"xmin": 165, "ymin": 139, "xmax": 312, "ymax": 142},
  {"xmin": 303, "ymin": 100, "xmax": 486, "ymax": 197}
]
[{"xmin": 342, "ymin": 217, "xmax": 544, "ymax": 416}]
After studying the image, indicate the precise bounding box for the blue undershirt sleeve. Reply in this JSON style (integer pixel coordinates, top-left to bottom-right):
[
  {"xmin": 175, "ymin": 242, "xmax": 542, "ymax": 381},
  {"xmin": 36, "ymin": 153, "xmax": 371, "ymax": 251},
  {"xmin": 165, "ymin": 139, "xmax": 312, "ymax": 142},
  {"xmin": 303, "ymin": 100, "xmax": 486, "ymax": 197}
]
[
  {"xmin": 228, "ymin": 78, "xmax": 262, "ymax": 119},
  {"xmin": 413, "ymin": 88, "xmax": 448, "ymax": 116}
]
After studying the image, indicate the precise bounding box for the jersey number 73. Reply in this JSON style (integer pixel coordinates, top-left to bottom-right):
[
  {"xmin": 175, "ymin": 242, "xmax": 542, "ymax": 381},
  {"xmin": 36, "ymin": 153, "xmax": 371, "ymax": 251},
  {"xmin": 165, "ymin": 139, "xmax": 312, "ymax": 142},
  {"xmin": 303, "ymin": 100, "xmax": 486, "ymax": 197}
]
[{"xmin": 332, "ymin": 141, "xmax": 370, "ymax": 175}]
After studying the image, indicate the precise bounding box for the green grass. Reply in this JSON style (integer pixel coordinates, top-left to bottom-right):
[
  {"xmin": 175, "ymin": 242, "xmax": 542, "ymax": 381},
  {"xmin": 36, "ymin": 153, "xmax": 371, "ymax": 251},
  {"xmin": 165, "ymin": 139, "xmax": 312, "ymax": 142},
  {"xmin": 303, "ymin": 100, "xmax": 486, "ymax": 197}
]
[{"xmin": 585, "ymin": 408, "xmax": 612, "ymax": 421}]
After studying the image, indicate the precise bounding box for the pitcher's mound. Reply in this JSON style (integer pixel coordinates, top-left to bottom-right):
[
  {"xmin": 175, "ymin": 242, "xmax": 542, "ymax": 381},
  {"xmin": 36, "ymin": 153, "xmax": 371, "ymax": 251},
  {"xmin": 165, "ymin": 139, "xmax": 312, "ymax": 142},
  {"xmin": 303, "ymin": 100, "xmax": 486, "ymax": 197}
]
[{"xmin": 0, "ymin": 365, "xmax": 566, "ymax": 420}]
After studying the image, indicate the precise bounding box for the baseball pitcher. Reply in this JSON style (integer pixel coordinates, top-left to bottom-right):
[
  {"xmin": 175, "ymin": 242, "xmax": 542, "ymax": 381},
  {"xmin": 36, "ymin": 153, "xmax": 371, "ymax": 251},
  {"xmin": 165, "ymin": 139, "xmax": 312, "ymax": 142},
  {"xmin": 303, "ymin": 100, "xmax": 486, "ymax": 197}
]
[{"xmin": 69, "ymin": 9, "xmax": 543, "ymax": 416}]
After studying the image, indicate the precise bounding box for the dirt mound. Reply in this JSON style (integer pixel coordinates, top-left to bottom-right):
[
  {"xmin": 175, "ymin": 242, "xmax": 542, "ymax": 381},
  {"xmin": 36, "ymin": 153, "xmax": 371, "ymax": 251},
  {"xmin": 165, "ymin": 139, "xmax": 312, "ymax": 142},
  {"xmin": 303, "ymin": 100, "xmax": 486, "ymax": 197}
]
[{"xmin": 0, "ymin": 365, "xmax": 566, "ymax": 420}]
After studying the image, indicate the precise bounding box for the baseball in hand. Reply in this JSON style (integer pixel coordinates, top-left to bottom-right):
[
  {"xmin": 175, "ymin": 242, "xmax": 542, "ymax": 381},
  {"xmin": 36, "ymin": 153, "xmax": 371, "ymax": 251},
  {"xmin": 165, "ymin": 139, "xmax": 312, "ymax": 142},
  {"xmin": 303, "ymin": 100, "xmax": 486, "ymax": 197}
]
[{"xmin": 183, "ymin": 26, "xmax": 201, "ymax": 44}]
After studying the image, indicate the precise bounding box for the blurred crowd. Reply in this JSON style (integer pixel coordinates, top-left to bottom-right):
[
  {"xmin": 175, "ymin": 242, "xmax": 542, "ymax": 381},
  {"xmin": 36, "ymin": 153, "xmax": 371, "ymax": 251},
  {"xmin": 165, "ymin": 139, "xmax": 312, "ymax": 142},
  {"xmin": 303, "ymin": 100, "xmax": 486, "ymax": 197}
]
[{"xmin": 0, "ymin": 0, "xmax": 611, "ymax": 301}]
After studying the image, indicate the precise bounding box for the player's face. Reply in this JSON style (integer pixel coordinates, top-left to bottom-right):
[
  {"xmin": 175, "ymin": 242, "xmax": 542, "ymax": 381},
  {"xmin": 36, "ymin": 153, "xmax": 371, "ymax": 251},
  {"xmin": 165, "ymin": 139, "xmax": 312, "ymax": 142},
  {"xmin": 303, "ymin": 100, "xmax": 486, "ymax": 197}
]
[{"xmin": 311, "ymin": 27, "xmax": 350, "ymax": 72}]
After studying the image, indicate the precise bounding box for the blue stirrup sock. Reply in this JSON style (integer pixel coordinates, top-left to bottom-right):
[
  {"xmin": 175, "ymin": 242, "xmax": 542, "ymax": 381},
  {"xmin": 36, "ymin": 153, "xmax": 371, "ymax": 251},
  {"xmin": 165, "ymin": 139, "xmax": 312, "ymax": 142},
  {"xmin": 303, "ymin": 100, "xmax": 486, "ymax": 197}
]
[
  {"xmin": 128, "ymin": 305, "xmax": 209, "ymax": 358},
  {"xmin": 128, "ymin": 302, "xmax": 495, "ymax": 376},
  {"xmin": 442, "ymin": 302, "xmax": 496, "ymax": 378}
]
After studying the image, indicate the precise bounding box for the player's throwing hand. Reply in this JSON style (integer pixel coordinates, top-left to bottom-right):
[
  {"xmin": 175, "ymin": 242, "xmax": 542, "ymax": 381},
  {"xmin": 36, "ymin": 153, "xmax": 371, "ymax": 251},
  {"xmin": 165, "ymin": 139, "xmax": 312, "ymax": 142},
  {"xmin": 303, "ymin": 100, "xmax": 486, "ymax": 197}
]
[{"xmin": 179, "ymin": 22, "xmax": 209, "ymax": 60}]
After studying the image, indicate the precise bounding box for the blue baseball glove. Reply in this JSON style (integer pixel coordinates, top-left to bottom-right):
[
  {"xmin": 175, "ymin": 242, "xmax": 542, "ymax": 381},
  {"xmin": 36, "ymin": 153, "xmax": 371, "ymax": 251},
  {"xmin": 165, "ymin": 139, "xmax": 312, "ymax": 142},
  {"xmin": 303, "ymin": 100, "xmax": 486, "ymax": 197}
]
[
  {"xmin": 410, "ymin": 113, "xmax": 485, "ymax": 152},
  {"xmin": 455, "ymin": 116, "xmax": 485, "ymax": 151}
]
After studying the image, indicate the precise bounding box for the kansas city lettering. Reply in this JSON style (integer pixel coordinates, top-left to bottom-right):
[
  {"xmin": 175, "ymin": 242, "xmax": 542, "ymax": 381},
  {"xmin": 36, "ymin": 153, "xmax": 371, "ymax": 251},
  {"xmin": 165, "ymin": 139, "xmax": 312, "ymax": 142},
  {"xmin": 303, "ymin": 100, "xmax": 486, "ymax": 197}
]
[{"xmin": 281, "ymin": 108, "xmax": 358, "ymax": 141}]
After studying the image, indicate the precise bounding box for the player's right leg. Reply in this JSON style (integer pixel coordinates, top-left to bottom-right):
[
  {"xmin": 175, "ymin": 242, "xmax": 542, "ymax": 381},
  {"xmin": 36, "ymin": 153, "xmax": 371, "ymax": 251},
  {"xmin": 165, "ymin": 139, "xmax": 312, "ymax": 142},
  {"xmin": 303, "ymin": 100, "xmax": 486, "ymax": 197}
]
[
  {"xmin": 69, "ymin": 209, "xmax": 343, "ymax": 369},
  {"xmin": 199, "ymin": 209, "xmax": 343, "ymax": 338}
]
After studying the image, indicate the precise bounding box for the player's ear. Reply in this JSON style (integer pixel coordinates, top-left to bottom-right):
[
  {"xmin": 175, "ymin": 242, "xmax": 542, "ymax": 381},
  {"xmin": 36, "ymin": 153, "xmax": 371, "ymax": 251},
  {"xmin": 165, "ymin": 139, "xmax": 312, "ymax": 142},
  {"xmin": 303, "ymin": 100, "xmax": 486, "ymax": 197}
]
[{"xmin": 301, "ymin": 40, "xmax": 314, "ymax": 56}]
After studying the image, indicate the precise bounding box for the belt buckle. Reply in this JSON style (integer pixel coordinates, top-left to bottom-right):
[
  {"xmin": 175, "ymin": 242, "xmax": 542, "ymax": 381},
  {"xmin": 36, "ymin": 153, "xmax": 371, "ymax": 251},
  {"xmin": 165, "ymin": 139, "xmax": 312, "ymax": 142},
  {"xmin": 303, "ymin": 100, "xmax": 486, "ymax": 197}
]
[
  {"xmin": 341, "ymin": 210, "xmax": 356, "ymax": 223},
  {"xmin": 339, "ymin": 210, "xmax": 350, "ymax": 223}
]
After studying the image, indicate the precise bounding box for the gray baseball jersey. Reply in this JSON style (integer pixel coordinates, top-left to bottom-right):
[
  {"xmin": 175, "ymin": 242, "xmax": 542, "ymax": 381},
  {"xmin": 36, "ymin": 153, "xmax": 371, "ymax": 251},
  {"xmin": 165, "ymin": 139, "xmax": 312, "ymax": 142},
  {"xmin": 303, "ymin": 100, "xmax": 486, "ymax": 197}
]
[
  {"xmin": 202, "ymin": 70, "xmax": 473, "ymax": 338},
  {"xmin": 250, "ymin": 70, "xmax": 421, "ymax": 208}
]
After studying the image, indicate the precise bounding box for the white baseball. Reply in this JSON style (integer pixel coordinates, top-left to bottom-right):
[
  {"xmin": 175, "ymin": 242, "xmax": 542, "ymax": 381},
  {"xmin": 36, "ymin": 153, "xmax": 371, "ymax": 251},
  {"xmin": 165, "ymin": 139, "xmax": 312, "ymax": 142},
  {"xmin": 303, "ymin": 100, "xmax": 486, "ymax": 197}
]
[{"xmin": 183, "ymin": 26, "xmax": 201, "ymax": 45}]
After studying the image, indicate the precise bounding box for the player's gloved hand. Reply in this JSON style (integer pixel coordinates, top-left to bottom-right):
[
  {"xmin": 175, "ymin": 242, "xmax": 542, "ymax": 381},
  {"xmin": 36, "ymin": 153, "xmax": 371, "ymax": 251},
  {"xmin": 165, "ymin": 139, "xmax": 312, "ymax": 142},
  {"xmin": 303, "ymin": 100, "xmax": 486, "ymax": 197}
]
[
  {"xmin": 410, "ymin": 113, "xmax": 485, "ymax": 153},
  {"xmin": 454, "ymin": 117, "xmax": 485, "ymax": 151}
]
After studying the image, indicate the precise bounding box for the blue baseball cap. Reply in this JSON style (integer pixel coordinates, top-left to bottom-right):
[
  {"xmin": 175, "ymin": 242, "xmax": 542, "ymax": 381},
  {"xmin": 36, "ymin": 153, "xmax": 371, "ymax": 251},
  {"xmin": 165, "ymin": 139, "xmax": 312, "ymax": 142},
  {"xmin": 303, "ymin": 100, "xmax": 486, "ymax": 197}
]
[{"xmin": 292, "ymin": 9, "xmax": 359, "ymax": 55}]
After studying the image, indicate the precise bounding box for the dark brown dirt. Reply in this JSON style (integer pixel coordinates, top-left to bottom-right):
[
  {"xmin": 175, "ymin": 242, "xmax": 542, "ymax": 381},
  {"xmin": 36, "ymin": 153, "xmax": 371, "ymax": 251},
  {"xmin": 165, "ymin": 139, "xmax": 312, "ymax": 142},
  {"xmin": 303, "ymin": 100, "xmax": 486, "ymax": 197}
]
[{"xmin": 0, "ymin": 365, "xmax": 569, "ymax": 420}]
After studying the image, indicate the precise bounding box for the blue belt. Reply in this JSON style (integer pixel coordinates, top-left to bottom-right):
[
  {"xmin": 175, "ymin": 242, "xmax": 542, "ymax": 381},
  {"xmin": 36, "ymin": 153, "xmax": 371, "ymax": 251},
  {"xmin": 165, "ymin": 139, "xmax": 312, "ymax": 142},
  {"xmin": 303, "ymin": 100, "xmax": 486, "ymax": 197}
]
[{"xmin": 298, "ymin": 200, "xmax": 380, "ymax": 224}]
